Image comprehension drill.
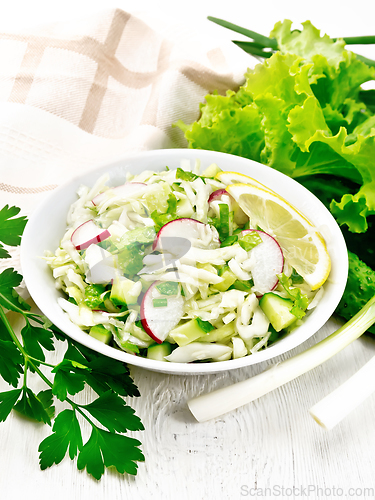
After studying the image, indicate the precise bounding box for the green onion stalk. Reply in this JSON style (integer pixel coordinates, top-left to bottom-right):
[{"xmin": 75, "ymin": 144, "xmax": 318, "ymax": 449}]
[
  {"xmin": 207, "ymin": 16, "xmax": 375, "ymax": 66},
  {"xmin": 188, "ymin": 295, "xmax": 375, "ymax": 423}
]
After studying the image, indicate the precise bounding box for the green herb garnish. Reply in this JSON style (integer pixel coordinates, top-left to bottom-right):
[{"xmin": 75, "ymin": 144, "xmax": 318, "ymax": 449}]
[
  {"xmin": 0, "ymin": 208, "xmax": 144, "ymax": 480},
  {"xmin": 0, "ymin": 205, "xmax": 27, "ymax": 259},
  {"xmin": 278, "ymin": 273, "xmax": 309, "ymax": 319},
  {"xmin": 156, "ymin": 281, "xmax": 179, "ymax": 295},
  {"xmin": 166, "ymin": 192, "xmax": 177, "ymax": 214},
  {"xmin": 153, "ymin": 298, "xmax": 168, "ymax": 308},
  {"xmin": 84, "ymin": 284, "xmax": 106, "ymax": 309},
  {"xmin": 290, "ymin": 268, "xmax": 304, "ymax": 285},
  {"xmin": 238, "ymin": 231, "xmax": 262, "ymax": 252},
  {"xmin": 220, "ymin": 235, "xmax": 239, "ymax": 247},
  {"xmin": 196, "ymin": 317, "xmax": 215, "ymax": 333},
  {"xmin": 218, "ymin": 203, "xmax": 230, "ymax": 240},
  {"xmin": 228, "ymin": 279, "xmax": 254, "ymax": 292}
]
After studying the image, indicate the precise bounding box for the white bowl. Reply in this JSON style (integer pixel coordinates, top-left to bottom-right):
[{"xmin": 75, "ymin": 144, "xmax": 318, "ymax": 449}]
[{"xmin": 21, "ymin": 149, "xmax": 348, "ymax": 375}]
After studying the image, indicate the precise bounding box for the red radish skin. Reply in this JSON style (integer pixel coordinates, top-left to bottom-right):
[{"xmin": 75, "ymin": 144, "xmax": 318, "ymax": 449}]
[
  {"xmin": 71, "ymin": 220, "xmax": 110, "ymax": 250},
  {"xmin": 140, "ymin": 281, "xmax": 184, "ymax": 344},
  {"xmin": 153, "ymin": 218, "xmax": 220, "ymax": 251},
  {"xmin": 209, "ymin": 188, "xmax": 248, "ymax": 226},
  {"xmin": 208, "ymin": 189, "xmax": 233, "ymax": 204},
  {"xmin": 242, "ymin": 229, "xmax": 284, "ymax": 295},
  {"xmin": 91, "ymin": 182, "xmax": 147, "ymax": 206}
]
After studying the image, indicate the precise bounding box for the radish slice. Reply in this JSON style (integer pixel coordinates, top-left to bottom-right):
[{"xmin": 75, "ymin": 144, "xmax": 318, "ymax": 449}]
[
  {"xmin": 208, "ymin": 189, "xmax": 236, "ymax": 221},
  {"xmin": 140, "ymin": 281, "xmax": 184, "ymax": 344},
  {"xmin": 242, "ymin": 229, "xmax": 284, "ymax": 295},
  {"xmin": 208, "ymin": 189, "xmax": 248, "ymax": 226},
  {"xmin": 208, "ymin": 189, "xmax": 232, "ymax": 204},
  {"xmin": 92, "ymin": 182, "xmax": 147, "ymax": 206},
  {"xmin": 153, "ymin": 218, "xmax": 220, "ymax": 252},
  {"xmin": 71, "ymin": 220, "xmax": 110, "ymax": 250}
]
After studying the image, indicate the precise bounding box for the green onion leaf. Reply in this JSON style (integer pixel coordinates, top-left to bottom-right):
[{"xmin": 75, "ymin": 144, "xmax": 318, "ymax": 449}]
[
  {"xmin": 153, "ymin": 298, "xmax": 168, "ymax": 308},
  {"xmin": 228, "ymin": 279, "xmax": 254, "ymax": 292},
  {"xmin": 156, "ymin": 281, "xmax": 179, "ymax": 296},
  {"xmin": 176, "ymin": 168, "xmax": 199, "ymax": 182},
  {"xmin": 120, "ymin": 342, "xmax": 140, "ymax": 354},
  {"xmin": 218, "ymin": 203, "xmax": 230, "ymax": 240},
  {"xmin": 150, "ymin": 211, "xmax": 176, "ymax": 232},
  {"xmin": 238, "ymin": 232, "xmax": 262, "ymax": 252},
  {"xmin": 196, "ymin": 317, "xmax": 215, "ymax": 333},
  {"xmin": 220, "ymin": 235, "xmax": 238, "ymax": 247},
  {"xmin": 166, "ymin": 193, "xmax": 177, "ymax": 214},
  {"xmin": 207, "ymin": 16, "xmax": 278, "ymax": 48},
  {"xmin": 290, "ymin": 268, "xmax": 304, "ymax": 285}
]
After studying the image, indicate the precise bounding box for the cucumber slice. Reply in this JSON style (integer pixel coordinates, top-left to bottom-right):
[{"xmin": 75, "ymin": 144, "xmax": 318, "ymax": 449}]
[
  {"xmin": 89, "ymin": 325, "xmax": 112, "ymax": 344},
  {"xmin": 176, "ymin": 197, "xmax": 194, "ymax": 218},
  {"xmin": 147, "ymin": 342, "xmax": 172, "ymax": 361},
  {"xmin": 110, "ymin": 277, "xmax": 142, "ymax": 306},
  {"xmin": 259, "ymin": 292, "xmax": 298, "ymax": 332},
  {"xmin": 169, "ymin": 318, "xmax": 213, "ymax": 346},
  {"xmin": 199, "ymin": 322, "xmax": 235, "ymax": 343},
  {"xmin": 202, "ymin": 163, "xmax": 222, "ymax": 178},
  {"xmin": 214, "ymin": 267, "xmax": 237, "ymax": 292}
]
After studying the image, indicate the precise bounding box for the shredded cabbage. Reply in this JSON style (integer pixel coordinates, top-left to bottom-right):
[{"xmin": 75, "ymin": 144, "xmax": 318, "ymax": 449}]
[{"xmin": 47, "ymin": 160, "xmax": 323, "ymax": 362}]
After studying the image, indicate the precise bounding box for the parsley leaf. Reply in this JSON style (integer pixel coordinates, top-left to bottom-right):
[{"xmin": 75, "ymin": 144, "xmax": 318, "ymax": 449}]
[
  {"xmin": 0, "ymin": 338, "xmax": 23, "ymax": 387},
  {"xmin": 0, "ymin": 389, "xmax": 22, "ymax": 422},
  {"xmin": 39, "ymin": 409, "xmax": 83, "ymax": 469},
  {"xmin": 62, "ymin": 341, "xmax": 141, "ymax": 397},
  {"xmin": 82, "ymin": 391, "xmax": 144, "ymax": 433},
  {"xmin": 20, "ymin": 322, "xmax": 54, "ymax": 364},
  {"xmin": 37, "ymin": 389, "xmax": 55, "ymax": 421},
  {"xmin": 77, "ymin": 427, "xmax": 144, "ymax": 479},
  {"xmin": 14, "ymin": 387, "xmax": 53, "ymax": 425},
  {"xmin": 0, "ymin": 268, "xmax": 30, "ymax": 312},
  {"xmin": 0, "ymin": 317, "xmax": 12, "ymax": 341},
  {"xmin": 84, "ymin": 357, "xmax": 141, "ymax": 397},
  {"xmin": 0, "ymin": 205, "xmax": 27, "ymax": 258},
  {"xmin": 52, "ymin": 359, "xmax": 91, "ymax": 401},
  {"xmin": 0, "ymin": 204, "xmax": 144, "ymax": 479},
  {"xmin": 0, "ymin": 206, "xmax": 28, "ymax": 246},
  {"xmin": 0, "ymin": 247, "xmax": 10, "ymax": 259}
]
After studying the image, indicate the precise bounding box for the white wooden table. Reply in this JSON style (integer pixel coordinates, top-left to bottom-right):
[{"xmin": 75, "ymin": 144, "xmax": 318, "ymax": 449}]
[{"xmin": 1, "ymin": 1, "xmax": 375, "ymax": 498}]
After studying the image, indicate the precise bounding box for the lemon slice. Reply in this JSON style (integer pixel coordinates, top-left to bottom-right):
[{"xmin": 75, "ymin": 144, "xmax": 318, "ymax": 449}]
[
  {"xmin": 226, "ymin": 183, "xmax": 331, "ymax": 290},
  {"xmin": 215, "ymin": 171, "xmax": 275, "ymax": 193}
]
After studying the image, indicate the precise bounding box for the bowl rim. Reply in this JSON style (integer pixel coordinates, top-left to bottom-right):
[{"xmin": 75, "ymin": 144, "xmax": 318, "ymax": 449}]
[{"xmin": 20, "ymin": 148, "xmax": 348, "ymax": 375}]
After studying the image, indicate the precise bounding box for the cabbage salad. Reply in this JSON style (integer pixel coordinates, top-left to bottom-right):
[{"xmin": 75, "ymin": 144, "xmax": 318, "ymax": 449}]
[{"xmin": 45, "ymin": 160, "xmax": 323, "ymax": 363}]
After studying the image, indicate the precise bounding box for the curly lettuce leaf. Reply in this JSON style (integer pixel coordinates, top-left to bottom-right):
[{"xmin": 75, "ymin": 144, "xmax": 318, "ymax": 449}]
[
  {"xmin": 294, "ymin": 127, "xmax": 375, "ymax": 231},
  {"xmin": 178, "ymin": 91, "xmax": 265, "ymax": 162},
  {"xmin": 179, "ymin": 19, "xmax": 375, "ymax": 233},
  {"xmin": 271, "ymin": 20, "xmax": 347, "ymax": 68}
]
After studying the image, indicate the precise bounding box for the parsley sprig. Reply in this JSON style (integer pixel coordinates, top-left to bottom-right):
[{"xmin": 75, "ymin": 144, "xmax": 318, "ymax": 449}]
[{"xmin": 0, "ymin": 206, "xmax": 144, "ymax": 480}]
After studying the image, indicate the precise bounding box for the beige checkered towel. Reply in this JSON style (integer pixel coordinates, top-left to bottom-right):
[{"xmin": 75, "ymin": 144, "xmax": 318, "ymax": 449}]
[{"xmin": 0, "ymin": 8, "xmax": 254, "ymax": 272}]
